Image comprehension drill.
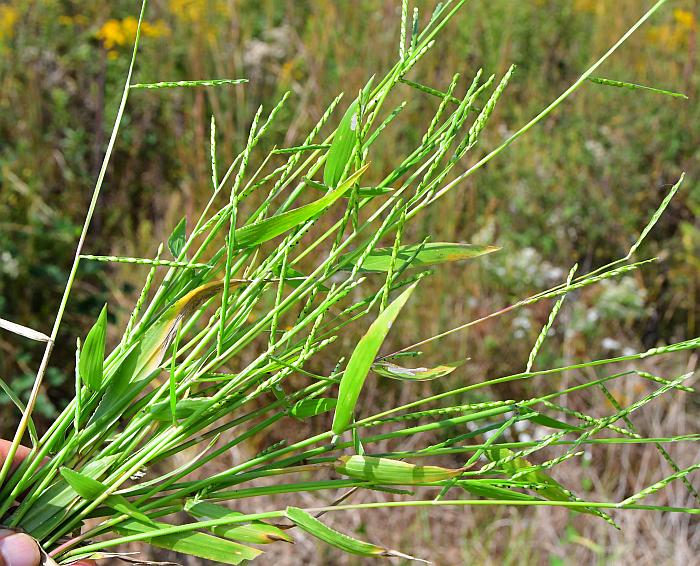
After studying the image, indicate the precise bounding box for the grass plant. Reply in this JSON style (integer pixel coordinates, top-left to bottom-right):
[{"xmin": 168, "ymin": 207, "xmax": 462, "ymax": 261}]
[{"xmin": 0, "ymin": 1, "xmax": 697, "ymax": 563}]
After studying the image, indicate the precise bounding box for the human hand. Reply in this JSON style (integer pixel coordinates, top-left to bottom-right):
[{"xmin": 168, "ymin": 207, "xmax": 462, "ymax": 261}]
[{"xmin": 0, "ymin": 440, "xmax": 95, "ymax": 566}]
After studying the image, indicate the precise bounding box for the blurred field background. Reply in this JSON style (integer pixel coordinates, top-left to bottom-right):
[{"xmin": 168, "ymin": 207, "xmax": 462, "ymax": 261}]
[{"xmin": 1, "ymin": 0, "xmax": 699, "ymax": 564}]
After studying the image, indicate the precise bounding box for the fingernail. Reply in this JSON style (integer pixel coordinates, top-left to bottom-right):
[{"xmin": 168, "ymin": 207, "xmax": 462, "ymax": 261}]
[{"xmin": 0, "ymin": 533, "xmax": 41, "ymax": 566}]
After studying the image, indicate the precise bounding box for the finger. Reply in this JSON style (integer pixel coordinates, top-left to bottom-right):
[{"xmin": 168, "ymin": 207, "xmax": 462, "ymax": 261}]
[
  {"xmin": 0, "ymin": 530, "xmax": 41, "ymax": 566},
  {"xmin": 0, "ymin": 441, "xmax": 33, "ymax": 471},
  {"xmin": 70, "ymin": 562, "xmax": 97, "ymax": 566}
]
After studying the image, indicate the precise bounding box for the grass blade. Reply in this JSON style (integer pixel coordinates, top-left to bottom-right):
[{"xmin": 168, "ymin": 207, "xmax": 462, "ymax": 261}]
[
  {"xmin": 290, "ymin": 398, "xmax": 337, "ymax": 419},
  {"xmin": 332, "ymin": 282, "xmax": 418, "ymax": 435},
  {"xmin": 0, "ymin": 317, "xmax": 50, "ymax": 342},
  {"xmin": 185, "ymin": 501, "xmax": 293, "ymax": 544},
  {"xmin": 59, "ymin": 468, "xmax": 107, "ymax": 500},
  {"xmin": 323, "ymin": 101, "xmax": 359, "ymax": 188},
  {"xmin": 341, "ymin": 242, "xmax": 499, "ymax": 272},
  {"xmin": 336, "ymin": 455, "xmax": 462, "ymax": 484},
  {"xmin": 79, "ymin": 305, "xmax": 107, "ymax": 391},
  {"xmin": 115, "ymin": 519, "xmax": 263, "ymax": 564},
  {"xmin": 167, "ymin": 217, "xmax": 187, "ymax": 258},
  {"xmin": 286, "ymin": 506, "xmax": 426, "ymax": 562},
  {"xmin": 237, "ymin": 165, "xmax": 368, "ymax": 249},
  {"xmin": 372, "ymin": 360, "xmax": 465, "ymax": 381},
  {"xmin": 0, "ymin": 377, "xmax": 38, "ymax": 446},
  {"xmin": 135, "ymin": 280, "xmax": 249, "ymax": 379},
  {"xmin": 20, "ymin": 456, "xmax": 119, "ymax": 536},
  {"xmin": 486, "ymin": 447, "xmax": 614, "ymax": 523}
]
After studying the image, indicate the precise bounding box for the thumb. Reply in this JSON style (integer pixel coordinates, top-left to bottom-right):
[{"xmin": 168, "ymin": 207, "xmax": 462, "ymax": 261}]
[{"xmin": 0, "ymin": 530, "xmax": 40, "ymax": 566}]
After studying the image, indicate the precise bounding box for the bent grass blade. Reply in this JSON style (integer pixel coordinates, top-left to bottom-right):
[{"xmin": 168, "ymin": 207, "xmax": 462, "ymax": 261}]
[{"xmin": 332, "ymin": 282, "xmax": 418, "ymax": 435}]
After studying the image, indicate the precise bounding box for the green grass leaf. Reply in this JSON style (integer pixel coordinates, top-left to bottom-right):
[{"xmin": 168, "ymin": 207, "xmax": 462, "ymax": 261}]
[
  {"xmin": 271, "ymin": 264, "xmax": 328, "ymax": 290},
  {"xmin": 290, "ymin": 398, "xmax": 337, "ymax": 419},
  {"xmin": 356, "ymin": 186, "xmax": 394, "ymax": 197},
  {"xmin": 167, "ymin": 217, "xmax": 187, "ymax": 258},
  {"xmin": 523, "ymin": 411, "xmax": 582, "ymax": 432},
  {"xmin": 149, "ymin": 398, "xmax": 211, "ymax": 422},
  {"xmin": 305, "ymin": 179, "xmax": 393, "ymax": 198},
  {"xmin": 115, "ymin": 519, "xmax": 263, "ymax": 565},
  {"xmin": 287, "ymin": 506, "xmax": 381, "ymax": 555},
  {"xmin": 185, "ymin": 501, "xmax": 293, "ymax": 544},
  {"xmin": 488, "ymin": 447, "xmax": 571, "ymax": 501},
  {"xmin": 340, "ymin": 242, "xmax": 499, "ymax": 272},
  {"xmin": 89, "ymin": 344, "xmax": 143, "ymax": 425},
  {"xmin": 104, "ymin": 495, "xmax": 157, "ymax": 526},
  {"xmin": 323, "ymin": 100, "xmax": 359, "ymax": 188},
  {"xmin": 234, "ymin": 165, "xmax": 368, "ymax": 249},
  {"xmin": 286, "ymin": 507, "xmax": 425, "ymax": 561},
  {"xmin": 19, "ymin": 455, "xmax": 119, "ymax": 536},
  {"xmin": 336, "ymin": 455, "xmax": 462, "ymax": 484},
  {"xmin": 59, "ymin": 467, "xmax": 107, "ymax": 500},
  {"xmin": 78, "ymin": 305, "xmax": 107, "ymax": 391},
  {"xmin": 332, "ymin": 282, "xmax": 418, "ymax": 434},
  {"xmin": 0, "ymin": 376, "xmax": 38, "ymax": 446}
]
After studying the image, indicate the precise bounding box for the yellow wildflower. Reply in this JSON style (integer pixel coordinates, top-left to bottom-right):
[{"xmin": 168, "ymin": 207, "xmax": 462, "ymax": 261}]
[
  {"xmin": 674, "ymin": 9, "xmax": 696, "ymax": 30},
  {"xmin": 97, "ymin": 17, "xmax": 171, "ymax": 50},
  {"xmin": 0, "ymin": 5, "xmax": 19, "ymax": 42},
  {"xmin": 97, "ymin": 19, "xmax": 126, "ymax": 49},
  {"xmin": 121, "ymin": 16, "xmax": 139, "ymax": 40}
]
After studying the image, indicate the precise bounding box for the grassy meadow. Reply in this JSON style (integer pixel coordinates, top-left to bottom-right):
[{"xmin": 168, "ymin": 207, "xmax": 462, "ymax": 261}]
[{"xmin": 0, "ymin": 1, "xmax": 698, "ymax": 564}]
